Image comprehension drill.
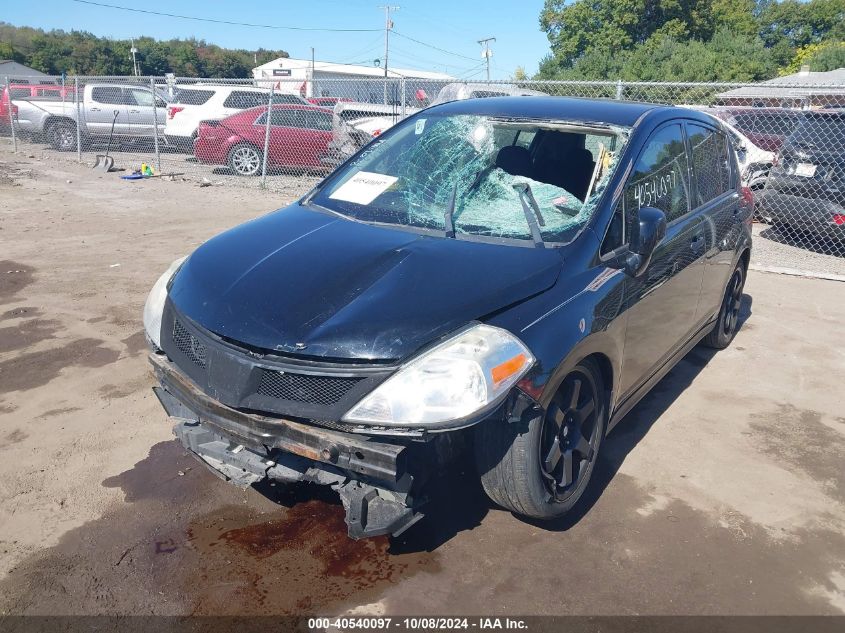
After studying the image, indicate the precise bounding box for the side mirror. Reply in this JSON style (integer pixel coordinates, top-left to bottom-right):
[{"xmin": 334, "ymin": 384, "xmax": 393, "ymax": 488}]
[{"xmin": 622, "ymin": 207, "xmax": 667, "ymax": 277}]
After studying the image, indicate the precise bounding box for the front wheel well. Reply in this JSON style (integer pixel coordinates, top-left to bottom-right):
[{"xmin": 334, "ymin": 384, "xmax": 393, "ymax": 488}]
[
  {"xmin": 580, "ymin": 352, "xmax": 613, "ymax": 406},
  {"xmin": 739, "ymin": 248, "xmax": 751, "ymax": 272},
  {"xmin": 44, "ymin": 116, "xmax": 76, "ymax": 132}
]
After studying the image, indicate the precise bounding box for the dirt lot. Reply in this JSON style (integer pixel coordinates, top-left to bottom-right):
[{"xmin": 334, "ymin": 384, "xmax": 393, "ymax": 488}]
[{"xmin": 0, "ymin": 150, "xmax": 844, "ymax": 617}]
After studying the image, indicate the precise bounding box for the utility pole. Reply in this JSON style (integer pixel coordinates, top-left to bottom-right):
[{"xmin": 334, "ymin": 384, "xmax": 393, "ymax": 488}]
[
  {"xmin": 478, "ymin": 36, "xmax": 495, "ymax": 81},
  {"xmin": 311, "ymin": 46, "xmax": 316, "ymax": 99},
  {"xmin": 130, "ymin": 39, "xmax": 139, "ymax": 77},
  {"xmin": 378, "ymin": 5, "xmax": 399, "ymax": 104}
]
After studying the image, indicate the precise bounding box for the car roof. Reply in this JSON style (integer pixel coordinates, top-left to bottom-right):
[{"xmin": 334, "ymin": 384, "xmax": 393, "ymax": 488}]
[
  {"xmin": 231, "ymin": 103, "xmax": 331, "ymax": 117},
  {"xmin": 427, "ymin": 96, "xmax": 672, "ymax": 127}
]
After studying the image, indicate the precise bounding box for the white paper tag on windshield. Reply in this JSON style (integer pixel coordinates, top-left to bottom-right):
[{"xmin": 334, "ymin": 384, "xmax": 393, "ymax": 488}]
[
  {"xmin": 329, "ymin": 171, "xmax": 398, "ymax": 205},
  {"xmin": 415, "ymin": 119, "xmax": 426, "ymax": 135}
]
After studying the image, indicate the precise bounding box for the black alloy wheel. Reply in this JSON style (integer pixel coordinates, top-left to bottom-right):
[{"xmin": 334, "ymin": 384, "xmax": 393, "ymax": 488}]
[
  {"xmin": 703, "ymin": 262, "xmax": 746, "ymax": 349},
  {"xmin": 539, "ymin": 368, "xmax": 601, "ymax": 503}
]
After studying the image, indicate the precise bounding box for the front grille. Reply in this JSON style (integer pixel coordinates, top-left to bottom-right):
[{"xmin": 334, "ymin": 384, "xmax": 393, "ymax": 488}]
[
  {"xmin": 257, "ymin": 369, "xmax": 363, "ymax": 406},
  {"xmin": 172, "ymin": 319, "xmax": 207, "ymax": 368}
]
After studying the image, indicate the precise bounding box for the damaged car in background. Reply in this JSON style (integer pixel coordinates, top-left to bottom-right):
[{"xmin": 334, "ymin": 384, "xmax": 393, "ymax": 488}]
[
  {"xmin": 145, "ymin": 96, "xmax": 752, "ymax": 539},
  {"xmin": 322, "ymin": 82, "xmax": 546, "ymax": 166}
]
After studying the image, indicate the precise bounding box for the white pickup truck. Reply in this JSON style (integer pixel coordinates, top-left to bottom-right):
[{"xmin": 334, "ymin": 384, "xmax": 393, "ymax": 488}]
[{"xmin": 14, "ymin": 82, "xmax": 169, "ymax": 151}]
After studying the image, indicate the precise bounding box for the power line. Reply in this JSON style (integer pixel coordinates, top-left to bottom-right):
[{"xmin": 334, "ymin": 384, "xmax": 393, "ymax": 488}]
[
  {"xmin": 391, "ymin": 31, "xmax": 478, "ymax": 62},
  {"xmin": 68, "ymin": 0, "xmax": 382, "ymax": 32}
]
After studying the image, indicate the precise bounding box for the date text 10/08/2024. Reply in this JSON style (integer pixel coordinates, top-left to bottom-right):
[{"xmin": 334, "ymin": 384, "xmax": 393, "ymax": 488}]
[{"xmin": 308, "ymin": 617, "xmax": 529, "ymax": 630}]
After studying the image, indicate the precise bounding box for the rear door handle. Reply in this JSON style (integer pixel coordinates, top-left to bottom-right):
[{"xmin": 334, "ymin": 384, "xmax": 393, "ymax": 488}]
[
  {"xmin": 90, "ymin": 107, "xmax": 101, "ymax": 112},
  {"xmin": 129, "ymin": 109, "xmax": 140, "ymax": 113}
]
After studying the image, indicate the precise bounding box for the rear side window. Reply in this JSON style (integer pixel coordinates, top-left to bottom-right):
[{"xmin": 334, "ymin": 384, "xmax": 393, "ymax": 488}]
[
  {"xmin": 172, "ymin": 89, "xmax": 214, "ymax": 106},
  {"xmin": 266, "ymin": 109, "xmax": 300, "ymax": 127},
  {"xmin": 10, "ymin": 88, "xmax": 31, "ymax": 99},
  {"xmin": 687, "ymin": 124, "xmax": 731, "ymax": 206},
  {"xmin": 128, "ymin": 89, "xmax": 154, "ymax": 107},
  {"xmin": 625, "ymin": 123, "xmax": 690, "ymax": 223},
  {"xmin": 91, "ymin": 86, "xmax": 124, "ymax": 105},
  {"xmin": 300, "ymin": 110, "xmax": 332, "ymax": 131},
  {"xmin": 223, "ymin": 91, "xmax": 266, "ymax": 109}
]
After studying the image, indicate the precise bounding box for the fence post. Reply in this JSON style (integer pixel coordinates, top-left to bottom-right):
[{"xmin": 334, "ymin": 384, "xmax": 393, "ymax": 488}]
[
  {"xmin": 74, "ymin": 77, "xmax": 82, "ymax": 162},
  {"xmin": 401, "ymin": 77, "xmax": 407, "ymax": 118},
  {"xmin": 615, "ymin": 79, "xmax": 624, "ymax": 100},
  {"xmin": 260, "ymin": 83, "xmax": 274, "ymax": 189},
  {"xmin": 5, "ymin": 78, "xmax": 17, "ymax": 153},
  {"xmin": 150, "ymin": 76, "xmax": 161, "ymax": 173}
]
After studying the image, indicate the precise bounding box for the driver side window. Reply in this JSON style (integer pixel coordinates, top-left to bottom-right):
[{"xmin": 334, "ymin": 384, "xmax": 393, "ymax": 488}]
[{"xmin": 625, "ymin": 124, "xmax": 690, "ymax": 225}]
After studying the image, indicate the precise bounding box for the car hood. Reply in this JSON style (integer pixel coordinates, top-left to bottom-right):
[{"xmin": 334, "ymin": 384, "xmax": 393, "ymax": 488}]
[{"xmin": 168, "ymin": 204, "xmax": 563, "ymax": 361}]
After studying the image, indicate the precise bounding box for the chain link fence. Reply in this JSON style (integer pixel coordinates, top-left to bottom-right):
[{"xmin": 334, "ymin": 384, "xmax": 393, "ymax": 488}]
[{"xmin": 3, "ymin": 74, "xmax": 844, "ymax": 269}]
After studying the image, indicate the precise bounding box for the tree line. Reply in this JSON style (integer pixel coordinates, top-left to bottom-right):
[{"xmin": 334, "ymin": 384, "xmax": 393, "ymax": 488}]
[
  {"xmin": 0, "ymin": 22, "xmax": 288, "ymax": 77},
  {"xmin": 536, "ymin": 0, "xmax": 845, "ymax": 81}
]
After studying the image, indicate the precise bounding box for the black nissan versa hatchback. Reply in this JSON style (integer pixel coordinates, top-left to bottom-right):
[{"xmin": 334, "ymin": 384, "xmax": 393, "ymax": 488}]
[{"xmin": 144, "ymin": 97, "xmax": 752, "ymax": 538}]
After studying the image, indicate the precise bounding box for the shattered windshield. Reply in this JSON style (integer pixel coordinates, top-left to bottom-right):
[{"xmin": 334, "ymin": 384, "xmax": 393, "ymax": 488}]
[{"xmin": 313, "ymin": 113, "xmax": 627, "ymax": 244}]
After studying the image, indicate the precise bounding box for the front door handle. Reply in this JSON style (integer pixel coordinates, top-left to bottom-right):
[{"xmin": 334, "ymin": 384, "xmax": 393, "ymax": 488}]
[
  {"xmin": 90, "ymin": 107, "xmax": 101, "ymax": 112},
  {"xmin": 129, "ymin": 109, "xmax": 140, "ymax": 113},
  {"xmin": 690, "ymin": 235, "xmax": 705, "ymax": 254}
]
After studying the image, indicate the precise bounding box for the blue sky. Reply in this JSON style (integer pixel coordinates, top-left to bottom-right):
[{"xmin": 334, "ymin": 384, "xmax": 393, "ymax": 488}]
[{"xmin": 3, "ymin": 0, "xmax": 552, "ymax": 79}]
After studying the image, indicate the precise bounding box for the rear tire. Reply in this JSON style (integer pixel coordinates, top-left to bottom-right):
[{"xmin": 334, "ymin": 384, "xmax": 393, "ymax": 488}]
[
  {"xmin": 702, "ymin": 262, "xmax": 746, "ymax": 349},
  {"xmin": 474, "ymin": 358, "xmax": 607, "ymax": 519},
  {"xmin": 228, "ymin": 143, "xmax": 262, "ymax": 177},
  {"xmin": 48, "ymin": 120, "xmax": 78, "ymax": 152}
]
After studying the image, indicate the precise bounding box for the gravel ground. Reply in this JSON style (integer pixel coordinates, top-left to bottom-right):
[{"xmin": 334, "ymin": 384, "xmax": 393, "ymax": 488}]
[
  {"xmin": 1, "ymin": 135, "xmax": 320, "ymax": 199},
  {"xmin": 751, "ymin": 222, "xmax": 845, "ymax": 278}
]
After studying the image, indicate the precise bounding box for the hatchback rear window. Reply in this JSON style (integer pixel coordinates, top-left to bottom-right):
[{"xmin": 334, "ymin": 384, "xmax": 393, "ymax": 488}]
[{"xmin": 172, "ymin": 89, "xmax": 214, "ymax": 106}]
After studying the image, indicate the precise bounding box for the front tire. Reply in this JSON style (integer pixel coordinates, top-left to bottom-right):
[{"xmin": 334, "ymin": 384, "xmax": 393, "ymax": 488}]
[
  {"xmin": 702, "ymin": 262, "xmax": 746, "ymax": 349},
  {"xmin": 228, "ymin": 143, "xmax": 262, "ymax": 176},
  {"xmin": 474, "ymin": 358, "xmax": 607, "ymax": 519}
]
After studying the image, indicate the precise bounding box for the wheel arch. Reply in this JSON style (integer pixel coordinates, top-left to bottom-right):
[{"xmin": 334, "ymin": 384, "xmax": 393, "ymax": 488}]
[
  {"xmin": 538, "ymin": 335, "xmax": 621, "ymax": 422},
  {"xmin": 44, "ymin": 115, "xmax": 76, "ymax": 133}
]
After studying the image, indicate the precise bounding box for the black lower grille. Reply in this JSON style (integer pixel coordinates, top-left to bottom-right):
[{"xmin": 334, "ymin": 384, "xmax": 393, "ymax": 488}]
[
  {"xmin": 173, "ymin": 319, "xmax": 207, "ymax": 368},
  {"xmin": 257, "ymin": 369, "xmax": 363, "ymax": 406}
]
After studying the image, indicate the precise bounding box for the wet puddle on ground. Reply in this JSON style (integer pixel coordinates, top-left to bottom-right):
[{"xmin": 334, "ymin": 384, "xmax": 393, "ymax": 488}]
[{"xmin": 184, "ymin": 498, "xmax": 436, "ymax": 613}]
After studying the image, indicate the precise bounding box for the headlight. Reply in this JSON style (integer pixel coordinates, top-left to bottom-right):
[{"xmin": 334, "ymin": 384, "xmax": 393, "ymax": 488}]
[
  {"xmin": 342, "ymin": 323, "xmax": 534, "ymax": 427},
  {"xmin": 142, "ymin": 256, "xmax": 187, "ymax": 350}
]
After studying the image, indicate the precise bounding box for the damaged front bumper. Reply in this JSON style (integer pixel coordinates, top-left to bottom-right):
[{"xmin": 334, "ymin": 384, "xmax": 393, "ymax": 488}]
[{"xmin": 150, "ymin": 352, "xmax": 426, "ymax": 539}]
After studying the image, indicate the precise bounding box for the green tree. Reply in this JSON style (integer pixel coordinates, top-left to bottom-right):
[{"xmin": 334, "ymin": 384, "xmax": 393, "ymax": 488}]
[{"xmin": 0, "ymin": 21, "xmax": 288, "ymax": 77}]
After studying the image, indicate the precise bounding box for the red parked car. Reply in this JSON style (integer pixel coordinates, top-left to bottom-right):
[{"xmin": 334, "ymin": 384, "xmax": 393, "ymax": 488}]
[
  {"xmin": 709, "ymin": 107, "xmax": 801, "ymax": 153},
  {"xmin": 194, "ymin": 104, "xmax": 333, "ymax": 176},
  {"xmin": 0, "ymin": 87, "xmax": 20, "ymax": 132}
]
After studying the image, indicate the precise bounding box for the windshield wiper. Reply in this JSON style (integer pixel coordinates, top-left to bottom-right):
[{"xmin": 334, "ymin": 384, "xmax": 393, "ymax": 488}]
[
  {"xmin": 512, "ymin": 182, "xmax": 545, "ymax": 248},
  {"xmin": 444, "ymin": 180, "xmax": 458, "ymax": 238}
]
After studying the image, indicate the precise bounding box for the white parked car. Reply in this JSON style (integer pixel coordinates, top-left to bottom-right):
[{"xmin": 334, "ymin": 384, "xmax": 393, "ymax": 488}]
[{"xmin": 163, "ymin": 85, "xmax": 310, "ymax": 151}]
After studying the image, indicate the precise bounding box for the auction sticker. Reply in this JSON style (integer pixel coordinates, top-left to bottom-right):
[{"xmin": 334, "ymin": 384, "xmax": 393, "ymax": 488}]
[
  {"xmin": 329, "ymin": 171, "xmax": 398, "ymax": 205},
  {"xmin": 415, "ymin": 118, "xmax": 426, "ymax": 134}
]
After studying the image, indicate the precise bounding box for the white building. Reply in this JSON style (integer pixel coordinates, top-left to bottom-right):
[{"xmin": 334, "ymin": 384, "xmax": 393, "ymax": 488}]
[{"xmin": 252, "ymin": 56, "xmax": 453, "ymax": 104}]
